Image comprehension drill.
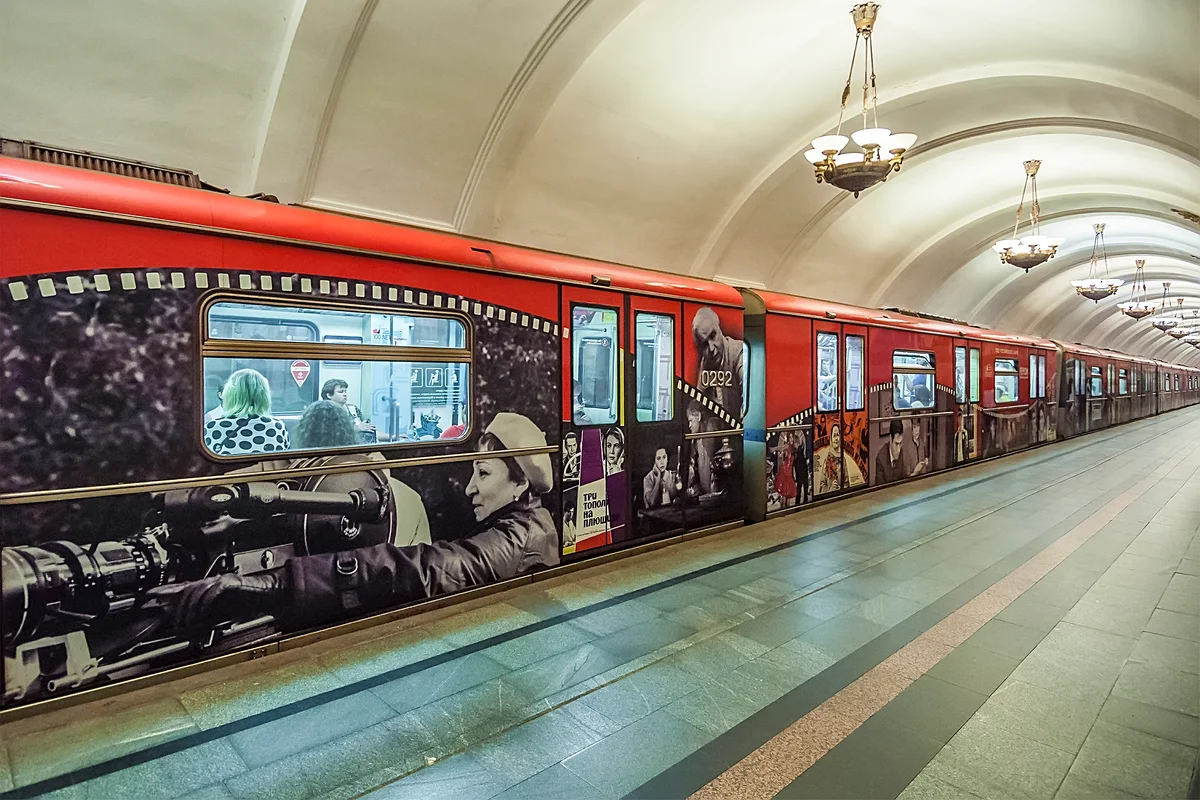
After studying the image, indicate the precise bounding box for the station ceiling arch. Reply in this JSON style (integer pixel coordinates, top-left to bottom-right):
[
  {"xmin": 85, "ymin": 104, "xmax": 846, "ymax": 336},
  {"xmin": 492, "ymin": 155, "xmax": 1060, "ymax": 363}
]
[{"xmin": 2, "ymin": 0, "xmax": 1197, "ymax": 363}]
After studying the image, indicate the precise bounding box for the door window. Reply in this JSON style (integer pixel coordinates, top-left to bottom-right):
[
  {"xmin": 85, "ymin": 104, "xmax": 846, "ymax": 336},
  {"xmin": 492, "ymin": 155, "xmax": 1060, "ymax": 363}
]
[
  {"xmin": 955, "ymin": 347, "xmax": 967, "ymax": 402},
  {"xmin": 846, "ymin": 335, "xmax": 864, "ymax": 411},
  {"xmin": 634, "ymin": 313, "xmax": 674, "ymax": 422},
  {"xmin": 572, "ymin": 305, "xmax": 619, "ymax": 425},
  {"xmin": 969, "ymin": 348, "xmax": 981, "ymax": 402},
  {"xmin": 817, "ymin": 332, "xmax": 839, "ymax": 412}
]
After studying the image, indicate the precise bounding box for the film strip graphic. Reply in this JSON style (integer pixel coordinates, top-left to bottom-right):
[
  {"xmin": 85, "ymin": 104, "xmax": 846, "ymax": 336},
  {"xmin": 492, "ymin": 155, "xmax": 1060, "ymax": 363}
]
[
  {"xmin": 677, "ymin": 378, "xmax": 740, "ymax": 429},
  {"xmin": 3, "ymin": 270, "xmax": 561, "ymax": 337},
  {"xmin": 778, "ymin": 407, "xmax": 815, "ymax": 427}
]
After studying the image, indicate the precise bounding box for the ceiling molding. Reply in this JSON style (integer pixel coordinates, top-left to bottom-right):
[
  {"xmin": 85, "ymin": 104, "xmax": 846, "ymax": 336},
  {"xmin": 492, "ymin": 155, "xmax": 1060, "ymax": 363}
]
[
  {"xmin": 452, "ymin": 0, "xmax": 593, "ymax": 232},
  {"xmin": 299, "ymin": 0, "xmax": 381, "ymax": 201}
]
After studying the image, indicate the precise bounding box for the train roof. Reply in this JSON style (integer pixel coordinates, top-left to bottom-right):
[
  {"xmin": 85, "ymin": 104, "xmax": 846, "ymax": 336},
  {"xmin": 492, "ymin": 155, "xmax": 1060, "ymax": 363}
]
[
  {"xmin": 1054, "ymin": 340, "xmax": 1163, "ymax": 367},
  {"xmin": 752, "ymin": 289, "xmax": 1057, "ymax": 349},
  {"xmin": 0, "ymin": 156, "xmax": 744, "ymax": 308}
]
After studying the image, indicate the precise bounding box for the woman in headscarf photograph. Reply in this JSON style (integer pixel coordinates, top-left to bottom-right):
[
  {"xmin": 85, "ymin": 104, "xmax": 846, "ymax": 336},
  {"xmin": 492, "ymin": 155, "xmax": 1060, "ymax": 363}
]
[{"xmin": 149, "ymin": 412, "xmax": 559, "ymax": 631}]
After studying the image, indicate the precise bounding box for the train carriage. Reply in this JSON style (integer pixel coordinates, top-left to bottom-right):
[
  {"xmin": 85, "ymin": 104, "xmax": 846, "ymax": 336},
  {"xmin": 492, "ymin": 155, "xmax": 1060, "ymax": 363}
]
[{"xmin": 1, "ymin": 154, "xmax": 1197, "ymax": 713}]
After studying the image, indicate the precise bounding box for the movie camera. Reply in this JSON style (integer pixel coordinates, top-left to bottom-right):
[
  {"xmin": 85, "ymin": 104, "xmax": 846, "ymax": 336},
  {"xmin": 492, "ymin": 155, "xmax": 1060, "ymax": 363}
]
[{"xmin": 2, "ymin": 471, "xmax": 393, "ymax": 703}]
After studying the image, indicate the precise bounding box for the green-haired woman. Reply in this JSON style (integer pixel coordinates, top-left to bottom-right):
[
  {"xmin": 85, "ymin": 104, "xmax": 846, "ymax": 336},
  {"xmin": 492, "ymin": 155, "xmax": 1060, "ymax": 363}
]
[{"xmin": 203, "ymin": 368, "xmax": 290, "ymax": 455}]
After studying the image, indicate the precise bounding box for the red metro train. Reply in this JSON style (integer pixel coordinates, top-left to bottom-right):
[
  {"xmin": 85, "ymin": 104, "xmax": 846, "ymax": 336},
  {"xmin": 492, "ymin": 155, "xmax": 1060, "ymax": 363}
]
[{"xmin": 1, "ymin": 154, "xmax": 1197, "ymax": 711}]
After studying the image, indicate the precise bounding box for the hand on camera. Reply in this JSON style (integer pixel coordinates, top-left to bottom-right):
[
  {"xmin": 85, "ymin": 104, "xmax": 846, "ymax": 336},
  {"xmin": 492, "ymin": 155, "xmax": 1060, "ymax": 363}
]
[{"xmin": 145, "ymin": 569, "xmax": 289, "ymax": 630}]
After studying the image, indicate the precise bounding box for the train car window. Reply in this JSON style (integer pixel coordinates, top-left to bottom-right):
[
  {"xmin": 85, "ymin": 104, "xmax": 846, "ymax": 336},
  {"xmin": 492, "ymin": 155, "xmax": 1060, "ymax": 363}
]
[
  {"xmin": 955, "ymin": 347, "xmax": 967, "ymax": 402},
  {"xmin": 1075, "ymin": 361, "xmax": 1085, "ymax": 396},
  {"xmin": 1089, "ymin": 366, "xmax": 1103, "ymax": 397},
  {"xmin": 1038, "ymin": 355, "xmax": 1046, "ymax": 399},
  {"xmin": 994, "ymin": 358, "xmax": 1019, "ymax": 404},
  {"xmin": 635, "ymin": 313, "xmax": 674, "ymax": 422},
  {"xmin": 893, "ymin": 351, "xmax": 935, "ymax": 410},
  {"xmin": 1175, "ymin": 375, "xmax": 1181, "ymax": 392},
  {"xmin": 1029, "ymin": 355, "xmax": 1039, "ymax": 398},
  {"xmin": 1119, "ymin": 368, "xmax": 1129, "ymax": 395},
  {"xmin": 572, "ymin": 305, "xmax": 620, "ymax": 425},
  {"xmin": 846, "ymin": 335, "xmax": 865, "ymax": 411},
  {"xmin": 970, "ymin": 348, "xmax": 981, "ymax": 402},
  {"xmin": 817, "ymin": 332, "xmax": 839, "ymax": 412},
  {"xmin": 201, "ymin": 299, "xmax": 472, "ymax": 458}
]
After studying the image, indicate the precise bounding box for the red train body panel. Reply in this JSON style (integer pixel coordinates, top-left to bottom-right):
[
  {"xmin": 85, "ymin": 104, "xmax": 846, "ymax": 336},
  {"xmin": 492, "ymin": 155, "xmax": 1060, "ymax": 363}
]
[{"xmin": 0, "ymin": 156, "xmax": 1197, "ymax": 712}]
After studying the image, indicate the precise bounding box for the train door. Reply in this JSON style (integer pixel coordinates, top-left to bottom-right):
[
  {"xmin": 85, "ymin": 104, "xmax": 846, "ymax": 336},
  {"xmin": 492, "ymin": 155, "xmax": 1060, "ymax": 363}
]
[
  {"xmin": 561, "ymin": 287, "xmax": 628, "ymax": 556},
  {"xmin": 812, "ymin": 321, "xmax": 841, "ymax": 495},
  {"xmin": 842, "ymin": 325, "xmax": 869, "ymax": 489},
  {"xmin": 952, "ymin": 338, "xmax": 977, "ymax": 463},
  {"xmin": 627, "ymin": 295, "xmax": 686, "ymax": 540}
]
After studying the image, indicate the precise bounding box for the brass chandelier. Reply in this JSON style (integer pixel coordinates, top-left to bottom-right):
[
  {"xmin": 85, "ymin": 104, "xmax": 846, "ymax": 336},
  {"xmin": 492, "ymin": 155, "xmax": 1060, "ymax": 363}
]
[
  {"xmin": 1071, "ymin": 223, "xmax": 1123, "ymax": 302},
  {"xmin": 992, "ymin": 160, "xmax": 1063, "ymax": 271},
  {"xmin": 1167, "ymin": 311, "xmax": 1199, "ymax": 340},
  {"xmin": 803, "ymin": 3, "xmax": 917, "ymax": 198},
  {"xmin": 1117, "ymin": 259, "xmax": 1156, "ymax": 319},
  {"xmin": 1150, "ymin": 286, "xmax": 1183, "ymax": 330}
]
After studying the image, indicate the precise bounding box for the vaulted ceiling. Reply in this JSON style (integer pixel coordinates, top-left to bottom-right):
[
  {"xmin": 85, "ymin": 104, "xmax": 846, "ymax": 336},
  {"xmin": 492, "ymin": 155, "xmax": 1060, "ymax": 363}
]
[{"xmin": 3, "ymin": 0, "xmax": 1198, "ymax": 363}]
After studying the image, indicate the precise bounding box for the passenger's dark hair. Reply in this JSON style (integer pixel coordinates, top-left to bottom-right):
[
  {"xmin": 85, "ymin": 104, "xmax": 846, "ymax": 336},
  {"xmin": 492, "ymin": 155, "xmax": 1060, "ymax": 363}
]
[
  {"xmin": 914, "ymin": 384, "xmax": 932, "ymax": 405},
  {"xmin": 295, "ymin": 400, "xmax": 358, "ymax": 449},
  {"xmin": 478, "ymin": 432, "xmax": 527, "ymax": 487},
  {"xmin": 320, "ymin": 379, "xmax": 349, "ymax": 400}
]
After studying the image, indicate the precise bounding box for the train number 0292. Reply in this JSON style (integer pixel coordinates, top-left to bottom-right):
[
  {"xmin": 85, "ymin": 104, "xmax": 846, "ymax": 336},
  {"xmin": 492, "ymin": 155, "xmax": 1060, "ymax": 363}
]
[{"xmin": 700, "ymin": 370, "xmax": 734, "ymax": 387}]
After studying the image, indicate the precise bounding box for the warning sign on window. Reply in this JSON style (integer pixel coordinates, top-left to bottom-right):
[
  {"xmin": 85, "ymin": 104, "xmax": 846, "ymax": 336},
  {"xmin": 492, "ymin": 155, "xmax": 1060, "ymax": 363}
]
[{"xmin": 290, "ymin": 360, "xmax": 311, "ymax": 387}]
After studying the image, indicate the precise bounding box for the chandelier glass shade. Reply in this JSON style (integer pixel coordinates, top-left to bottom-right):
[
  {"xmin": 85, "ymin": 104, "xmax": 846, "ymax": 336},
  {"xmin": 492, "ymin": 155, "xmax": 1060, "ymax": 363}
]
[
  {"xmin": 1151, "ymin": 293, "xmax": 1184, "ymax": 330},
  {"xmin": 992, "ymin": 160, "xmax": 1064, "ymax": 272},
  {"xmin": 804, "ymin": 4, "xmax": 917, "ymax": 198},
  {"xmin": 1071, "ymin": 223, "xmax": 1123, "ymax": 302},
  {"xmin": 1117, "ymin": 259, "xmax": 1156, "ymax": 319}
]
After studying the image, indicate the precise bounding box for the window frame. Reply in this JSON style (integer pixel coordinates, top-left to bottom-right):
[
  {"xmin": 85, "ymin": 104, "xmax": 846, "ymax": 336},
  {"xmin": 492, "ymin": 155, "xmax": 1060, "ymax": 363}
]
[
  {"xmin": 199, "ymin": 293, "xmax": 475, "ymax": 460},
  {"xmin": 954, "ymin": 346, "xmax": 967, "ymax": 403},
  {"xmin": 1118, "ymin": 368, "xmax": 1129, "ymax": 396},
  {"xmin": 845, "ymin": 335, "xmax": 865, "ymax": 411},
  {"xmin": 1089, "ymin": 365, "xmax": 1104, "ymax": 397},
  {"xmin": 969, "ymin": 348, "xmax": 981, "ymax": 403},
  {"xmin": 816, "ymin": 331, "xmax": 840, "ymax": 413},
  {"xmin": 570, "ymin": 302, "xmax": 622, "ymax": 427},
  {"xmin": 892, "ymin": 350, "xmax": 937, "ymax": 411},
  {"xmin": 993, "ymin": 358, "xmax": 1020, "ymax": 405},
  {"xmin": 633, "ymin": 311, "xmax": 675, "ymax": 423}
]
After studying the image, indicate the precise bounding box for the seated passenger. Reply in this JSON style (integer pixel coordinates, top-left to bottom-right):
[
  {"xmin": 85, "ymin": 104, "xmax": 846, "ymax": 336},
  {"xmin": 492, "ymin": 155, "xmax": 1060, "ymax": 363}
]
[
  {"xmin": 294, "ymin": 400, "xmax": 358, "ymax": 450},
  {"xmin": 909, "ymin": 384, "xmax": 932, "ymax": 409},
  {"xmin": 203, "ymin": 369, "xmax": 290, "ymax": 455},
  {"xmin": 321, "ymin": 379, "xmax": 377, "ymax": 443}
]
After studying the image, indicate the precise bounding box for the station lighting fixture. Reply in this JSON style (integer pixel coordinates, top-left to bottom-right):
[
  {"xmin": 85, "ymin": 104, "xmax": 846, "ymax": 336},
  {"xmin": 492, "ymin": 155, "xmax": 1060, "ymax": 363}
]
[
  {"xmin": 1117, "ymin": 260, "xmax": 1156, "ymax": 319},
  {"xmin": 992, "ymin": 160, "xmax": 1064, "ymax": 272},
  {"xmin": 1071, "ymin": 223, "xmax": 1123, "ymax": 302},
  {"xmin": 1150, "ymin": 286, "xmax": 1182, "ymax": 330},
  {"xmin": 803, "ymin": 3, "xmax": 918, "ymax": 198},
  {"xmin": 1167, "ymin": 312, "xmax": 1200, "ymax": 339}
]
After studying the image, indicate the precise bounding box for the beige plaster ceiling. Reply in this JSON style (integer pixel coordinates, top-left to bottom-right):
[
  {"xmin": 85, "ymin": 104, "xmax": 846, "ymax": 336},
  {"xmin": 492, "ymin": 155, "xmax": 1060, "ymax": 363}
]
[{"xmin": 2, "ymin": 0, "xmax": 1197, "ymax": 363}]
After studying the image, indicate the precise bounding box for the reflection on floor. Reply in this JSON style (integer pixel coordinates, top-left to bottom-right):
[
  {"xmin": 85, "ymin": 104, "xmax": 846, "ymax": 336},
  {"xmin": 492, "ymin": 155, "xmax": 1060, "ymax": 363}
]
[{"xmin": 2, "ymin": 408, "xmax": 1198, "ymax": 800}]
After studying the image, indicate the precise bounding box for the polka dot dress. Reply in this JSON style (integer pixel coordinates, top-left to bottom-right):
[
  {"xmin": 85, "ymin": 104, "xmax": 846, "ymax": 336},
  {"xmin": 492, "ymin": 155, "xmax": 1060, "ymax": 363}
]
[{"xmin": 204, "ymin": 415, "xmax": 291, "ymax": 456}]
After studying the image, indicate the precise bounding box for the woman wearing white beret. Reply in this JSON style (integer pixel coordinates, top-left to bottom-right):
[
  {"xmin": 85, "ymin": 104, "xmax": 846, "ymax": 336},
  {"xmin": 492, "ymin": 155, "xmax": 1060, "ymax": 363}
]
[{"xmin": 151, "ymin": 412, "xmax": 559, "ymax": 630}]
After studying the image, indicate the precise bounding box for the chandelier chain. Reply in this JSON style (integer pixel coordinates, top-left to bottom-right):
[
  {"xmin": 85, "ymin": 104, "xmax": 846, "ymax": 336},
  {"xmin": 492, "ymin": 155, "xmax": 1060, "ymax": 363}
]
[{"xmin": 835, "ymin": 33, "xmax": 861, "ymax": 136}]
